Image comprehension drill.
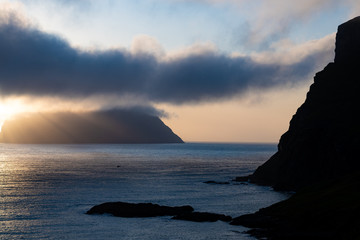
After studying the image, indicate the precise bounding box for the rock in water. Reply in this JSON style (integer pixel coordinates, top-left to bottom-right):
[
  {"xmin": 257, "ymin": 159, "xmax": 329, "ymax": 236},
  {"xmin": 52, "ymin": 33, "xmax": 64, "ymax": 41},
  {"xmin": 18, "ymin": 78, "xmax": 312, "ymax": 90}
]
[
  {"xmin": 203, "ymin": 180, "xmax": 230, "ymax": 185},
  {"xmin": 249, "ymin": 16, "xmax": 360, "ymax": 191},
  {"xmin": 86, "ymin": 202, "xmax": 233, "ymax": 223},
  {"xmin": 172, "ymin": 212, "xmax": 232, "ymax": 222},
  {"xmin": 86, "ymin": 202, "xmax": 194, "ymax": 217}
]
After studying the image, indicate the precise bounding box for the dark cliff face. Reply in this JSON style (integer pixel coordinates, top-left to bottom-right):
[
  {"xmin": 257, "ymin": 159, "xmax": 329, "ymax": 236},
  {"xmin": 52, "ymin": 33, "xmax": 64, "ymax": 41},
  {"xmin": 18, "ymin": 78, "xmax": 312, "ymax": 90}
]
[
  {"xmin": 250, "ymin": 17, "xmax": 360, "ymax": 191},
  {"xmin": 0, "ymin": 109, "xmax": 184, "ymax": 144},
  {"xmin": 334, "ymin": 16, "xmax": 360, "ymax": 64},
  {"xmin": 232, "ymin": 171, "xmax": 360, "ymax": 239}
]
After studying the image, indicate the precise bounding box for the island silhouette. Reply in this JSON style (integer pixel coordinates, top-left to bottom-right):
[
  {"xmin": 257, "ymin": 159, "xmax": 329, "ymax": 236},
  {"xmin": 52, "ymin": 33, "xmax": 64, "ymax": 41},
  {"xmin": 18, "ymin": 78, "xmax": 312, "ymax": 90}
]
[{"xmin": 0, "ymin": 108, "xmax": 183, "ymax": 144}]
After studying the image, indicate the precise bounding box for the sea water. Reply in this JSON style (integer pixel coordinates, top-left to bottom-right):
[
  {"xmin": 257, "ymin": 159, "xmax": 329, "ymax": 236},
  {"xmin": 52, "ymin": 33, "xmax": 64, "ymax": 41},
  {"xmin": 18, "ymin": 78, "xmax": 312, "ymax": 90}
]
[{"xmin": 0, "ymin": 143, "xmax": 288, "ymax": 240}]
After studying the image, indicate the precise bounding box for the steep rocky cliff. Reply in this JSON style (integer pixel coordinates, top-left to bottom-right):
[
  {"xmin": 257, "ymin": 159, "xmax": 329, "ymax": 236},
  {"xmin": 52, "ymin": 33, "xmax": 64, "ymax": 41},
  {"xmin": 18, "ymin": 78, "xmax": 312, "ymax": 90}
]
[
  {"xmin": 230, "ymin": 17, "xmax": 360, "ymax": 239},
  {"xmin": 249, "ymin": 16, "xmax": 360, "ymax": 191}
]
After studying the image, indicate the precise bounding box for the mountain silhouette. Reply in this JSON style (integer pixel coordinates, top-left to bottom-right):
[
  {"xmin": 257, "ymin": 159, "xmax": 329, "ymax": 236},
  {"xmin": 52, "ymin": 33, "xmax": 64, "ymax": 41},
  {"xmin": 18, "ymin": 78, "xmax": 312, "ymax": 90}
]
[
  {"xmin": 0, "ymin": 109, "xmax": 183, "ymax": 144},
  {"xmin": 248, "ymin": 16, "xmax": 360, "ymax": 191},
  {"xmin": 232, "ymin": 16, "xmax": 360, "ymax": 239}
]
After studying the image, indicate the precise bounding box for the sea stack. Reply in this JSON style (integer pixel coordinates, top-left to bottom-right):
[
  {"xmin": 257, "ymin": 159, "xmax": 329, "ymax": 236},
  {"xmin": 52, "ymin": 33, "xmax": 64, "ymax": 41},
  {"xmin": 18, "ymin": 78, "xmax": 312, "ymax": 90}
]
[{"xmin": 249, "ymin": 17, "xmax": 360, "ymax": 191}]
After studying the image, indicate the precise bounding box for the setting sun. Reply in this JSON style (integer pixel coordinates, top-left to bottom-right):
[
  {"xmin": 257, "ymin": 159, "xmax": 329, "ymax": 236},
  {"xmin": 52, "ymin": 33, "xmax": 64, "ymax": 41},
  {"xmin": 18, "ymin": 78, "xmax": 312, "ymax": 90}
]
[{"xmin": 0, "ymin": 99, "xmax": 30, "ymax": 131}]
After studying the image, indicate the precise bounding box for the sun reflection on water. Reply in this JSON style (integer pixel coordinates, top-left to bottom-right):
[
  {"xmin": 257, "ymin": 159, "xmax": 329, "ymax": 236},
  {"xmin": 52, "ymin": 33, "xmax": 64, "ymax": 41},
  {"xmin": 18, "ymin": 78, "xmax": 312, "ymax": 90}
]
[
  {"xmin": 0, "ymin": 150, "xmax": 41, "ymax": 234},
  {"xmin": 0, "ymin": 143, "xmax": 287, "ymax": 240}
]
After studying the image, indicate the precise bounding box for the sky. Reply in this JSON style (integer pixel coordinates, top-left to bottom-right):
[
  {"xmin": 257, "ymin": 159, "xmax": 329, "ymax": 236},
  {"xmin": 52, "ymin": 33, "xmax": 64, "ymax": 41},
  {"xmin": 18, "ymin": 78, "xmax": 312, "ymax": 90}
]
[{"xmin": 0, "ymin": 0, "xmax": 359, "ymax": 143}]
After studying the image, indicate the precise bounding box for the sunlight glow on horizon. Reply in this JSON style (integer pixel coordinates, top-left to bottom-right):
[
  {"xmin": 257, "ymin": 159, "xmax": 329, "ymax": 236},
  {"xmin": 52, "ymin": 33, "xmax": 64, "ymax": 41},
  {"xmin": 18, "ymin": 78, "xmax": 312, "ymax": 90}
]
[
  {"xmin": 0, "ymin": 99, "xmax": 30, "ymax": 132},
  {"xmin": 158, "ymin": 83, "xmax": 310, "ymax": 143}
]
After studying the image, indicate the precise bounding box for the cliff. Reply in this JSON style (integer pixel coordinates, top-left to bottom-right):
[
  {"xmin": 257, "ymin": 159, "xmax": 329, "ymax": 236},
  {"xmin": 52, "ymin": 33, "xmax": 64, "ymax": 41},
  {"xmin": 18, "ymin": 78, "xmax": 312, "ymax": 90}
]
[
  {"xmin": 230, "ymin": 17, "xmax": 360, "ymax": 239},
  {"xmin": 0, "ymin": 109, "xmax": 184, "ymax": 144},
  {"xmin": 231, "ymin": 171, "xmax": 360, "ymax": 239},
  {"xmin": 249, "ymin": 16, "xmax": 360, "ymax": 191}
]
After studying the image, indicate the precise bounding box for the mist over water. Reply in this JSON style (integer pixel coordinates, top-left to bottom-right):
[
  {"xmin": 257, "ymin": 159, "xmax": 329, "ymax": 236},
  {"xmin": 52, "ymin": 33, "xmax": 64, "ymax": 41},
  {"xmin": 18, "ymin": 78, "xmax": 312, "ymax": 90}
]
[{"xmin": 0, "ymin": 143, "xmax": 288, "ymax": 239}]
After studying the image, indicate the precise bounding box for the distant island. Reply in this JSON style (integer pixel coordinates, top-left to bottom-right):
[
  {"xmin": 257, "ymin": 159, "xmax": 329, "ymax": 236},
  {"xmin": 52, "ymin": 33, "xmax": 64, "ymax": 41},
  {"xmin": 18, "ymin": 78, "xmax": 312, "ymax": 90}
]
[
  {"xmin": 232, "ymin": 17, "xmax": 360, "ymax": 239},
  {"xmin": 0, "ymin": 108, "xmax": 183, "ymax": 144}
]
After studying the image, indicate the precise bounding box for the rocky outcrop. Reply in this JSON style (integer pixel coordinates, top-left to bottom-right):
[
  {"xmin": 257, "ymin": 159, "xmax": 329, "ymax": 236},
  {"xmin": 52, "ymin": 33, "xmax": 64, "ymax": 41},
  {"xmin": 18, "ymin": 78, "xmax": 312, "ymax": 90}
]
[
  {"xmin": 231, "ymin": 171, "xmax": 360, "ymax": 239},
  {"xmin": 247, "ymin": 16, "xmax": 360, "ymax": 191},
  {"xmin": 86, "ymin": 202, "xmax": 194, "ymax": 217},
  {"xmin": 0, "ymin": 108, "xmax": 184, "ymax": 144},
  {"xmin": 86, "ymin": 201, "xmax": 232, "ymax": 223}
]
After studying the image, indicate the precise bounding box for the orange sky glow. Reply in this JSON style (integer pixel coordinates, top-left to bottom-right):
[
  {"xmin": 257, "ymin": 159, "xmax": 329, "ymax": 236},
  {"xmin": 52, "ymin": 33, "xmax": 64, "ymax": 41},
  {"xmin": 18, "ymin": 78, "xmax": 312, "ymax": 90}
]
[{"xmin": 158, "ymin": 84, "xmax": 309, "ymax": 143}]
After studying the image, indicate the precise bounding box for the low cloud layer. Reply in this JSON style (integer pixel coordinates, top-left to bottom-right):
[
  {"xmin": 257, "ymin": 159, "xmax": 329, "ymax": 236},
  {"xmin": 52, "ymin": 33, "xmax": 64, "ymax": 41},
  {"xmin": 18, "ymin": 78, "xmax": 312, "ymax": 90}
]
[{"xmin": 0, "ymin": 13, "xmax": 334, "ymax": 105}]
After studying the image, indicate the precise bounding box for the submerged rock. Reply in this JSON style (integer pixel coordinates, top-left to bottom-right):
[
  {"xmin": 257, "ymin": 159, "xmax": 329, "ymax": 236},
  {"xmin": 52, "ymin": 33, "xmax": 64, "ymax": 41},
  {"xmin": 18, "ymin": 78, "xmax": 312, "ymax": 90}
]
[
  {"xmin": 172, "ymin": 212, "xmax": 232, "ymax": 222},
  {"xmin": 86, "ymin": 202, "xmax": 193, "ymax": 217},
  {"xmin": 230, "ymin": 212, "xmax": 278, "ymax": 228},
  {"xmin": 232, "ymin": 176, "xmax": 250, "ymax": 182},
  {"xmin": 203, "ymin": 180, "xmax": 230, "ymax": 185}
]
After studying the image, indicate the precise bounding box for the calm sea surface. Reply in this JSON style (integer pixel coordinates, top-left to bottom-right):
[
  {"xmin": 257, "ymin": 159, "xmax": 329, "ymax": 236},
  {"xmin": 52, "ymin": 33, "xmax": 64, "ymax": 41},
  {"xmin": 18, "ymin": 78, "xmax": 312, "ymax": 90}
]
[{"xmin": 0, "ymin": 143, "xmax": 288, "ymax": 240}]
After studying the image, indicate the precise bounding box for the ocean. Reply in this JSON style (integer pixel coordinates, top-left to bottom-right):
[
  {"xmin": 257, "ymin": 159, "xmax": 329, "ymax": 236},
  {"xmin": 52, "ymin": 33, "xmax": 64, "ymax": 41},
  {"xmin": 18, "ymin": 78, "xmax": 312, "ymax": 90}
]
[{"xmin": 0, "ymin": 143, "xmax": 289, "ymax": 240}]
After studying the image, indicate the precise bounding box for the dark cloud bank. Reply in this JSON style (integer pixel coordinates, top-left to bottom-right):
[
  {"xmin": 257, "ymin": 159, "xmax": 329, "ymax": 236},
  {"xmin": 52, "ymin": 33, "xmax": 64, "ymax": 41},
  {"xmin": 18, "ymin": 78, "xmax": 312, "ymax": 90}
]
[{"xmin": 0, "ymin": 19, "xmax": 332, "ymax": 104}]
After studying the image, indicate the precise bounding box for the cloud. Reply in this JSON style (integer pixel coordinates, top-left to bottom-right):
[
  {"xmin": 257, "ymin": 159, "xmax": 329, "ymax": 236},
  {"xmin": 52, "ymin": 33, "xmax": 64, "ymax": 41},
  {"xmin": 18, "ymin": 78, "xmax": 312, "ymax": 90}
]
[
  {"xmin": 185, "ymin": 0, "xmax": 358, "ymax": 49},
  {"xmin": 130, "ymin": 34, "xmax": 165, "ymax": 59},
  {"xmin": 240, "ymin": 0, "xmax": 338, "ymax": 47},
  {"xmin": 346, "ymin": 0, "xmax": 360, "ymax": 17},
  {"xmin": 246, "ymin": 33, "xmax": 335, "ymax": 65},
  {"xmin": 0, "ymin": 1, "xmax": 29, "ymax": 26},
  {"xmin": 0, "ymin": 12, "xmax": 334, "ymax": 105}
]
